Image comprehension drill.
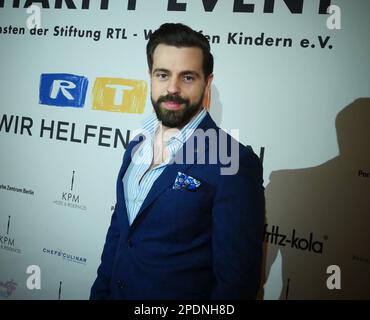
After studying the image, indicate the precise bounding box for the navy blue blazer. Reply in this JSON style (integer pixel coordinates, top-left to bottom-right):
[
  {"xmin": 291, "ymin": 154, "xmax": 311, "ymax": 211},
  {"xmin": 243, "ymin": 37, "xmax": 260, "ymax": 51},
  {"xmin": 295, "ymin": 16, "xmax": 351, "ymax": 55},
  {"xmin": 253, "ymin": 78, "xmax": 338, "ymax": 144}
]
[{"xmin": 90, "ymin": 113, "xmax": 265, "ymax": 300}]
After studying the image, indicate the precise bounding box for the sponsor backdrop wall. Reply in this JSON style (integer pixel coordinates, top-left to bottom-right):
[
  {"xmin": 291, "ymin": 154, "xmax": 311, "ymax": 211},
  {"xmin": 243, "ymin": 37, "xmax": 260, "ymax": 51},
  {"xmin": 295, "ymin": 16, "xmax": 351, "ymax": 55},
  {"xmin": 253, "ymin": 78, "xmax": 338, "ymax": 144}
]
[{"xmin": 0, "ymin": 0, "xmax": 369, "ymax": 299}]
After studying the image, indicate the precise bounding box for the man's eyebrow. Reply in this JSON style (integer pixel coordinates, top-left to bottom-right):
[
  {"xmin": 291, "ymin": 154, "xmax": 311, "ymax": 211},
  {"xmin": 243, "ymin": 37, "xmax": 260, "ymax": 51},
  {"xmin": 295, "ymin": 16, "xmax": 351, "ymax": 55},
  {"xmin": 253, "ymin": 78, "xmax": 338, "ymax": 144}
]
[
  {"xmin": 153, "ymin": 68, "xmax": 170, "ymax": 74},
  {"xmin": 152, "ymin": 68, "xmax": 201, "ymax": 78},
  {"xmin": 180, "ymin": 70, "xmax": 201, "ymax": 78}
]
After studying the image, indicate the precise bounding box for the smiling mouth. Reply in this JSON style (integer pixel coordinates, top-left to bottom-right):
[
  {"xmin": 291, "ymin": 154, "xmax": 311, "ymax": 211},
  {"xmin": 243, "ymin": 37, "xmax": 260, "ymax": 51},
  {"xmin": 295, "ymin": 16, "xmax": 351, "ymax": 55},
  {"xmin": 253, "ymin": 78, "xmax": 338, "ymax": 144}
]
[{"xmin": 162, "ymin": 101, "xmax": 184, "ymax": 110}]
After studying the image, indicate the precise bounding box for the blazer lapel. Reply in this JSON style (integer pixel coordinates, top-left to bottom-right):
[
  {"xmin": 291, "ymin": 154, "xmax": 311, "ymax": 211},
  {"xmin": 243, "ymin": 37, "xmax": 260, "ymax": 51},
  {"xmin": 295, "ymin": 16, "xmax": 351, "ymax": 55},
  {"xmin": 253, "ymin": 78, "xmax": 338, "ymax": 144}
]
[
  {"xmin": 129, "ymin": 112, "xmax": 218, "ymax": 232},
  {"xmin": 116, "ymin": 135, "xmax": 145, "ymax": 231}
]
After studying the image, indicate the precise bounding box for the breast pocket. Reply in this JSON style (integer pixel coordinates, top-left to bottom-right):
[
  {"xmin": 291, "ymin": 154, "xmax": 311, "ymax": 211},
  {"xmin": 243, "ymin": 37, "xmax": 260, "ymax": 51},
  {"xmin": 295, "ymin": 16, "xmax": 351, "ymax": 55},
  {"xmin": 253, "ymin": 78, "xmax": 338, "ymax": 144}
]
[{"xmin": 156, "ymin": 184, "xmax": 214, "ymax": 226}]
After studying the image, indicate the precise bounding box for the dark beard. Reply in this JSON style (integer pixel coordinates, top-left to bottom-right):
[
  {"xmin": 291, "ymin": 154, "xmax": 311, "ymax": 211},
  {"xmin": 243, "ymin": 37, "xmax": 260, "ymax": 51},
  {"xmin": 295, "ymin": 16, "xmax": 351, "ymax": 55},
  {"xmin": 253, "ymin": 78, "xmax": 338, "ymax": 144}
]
[{"xmin": 151, "ymin": 92, "xmax": 204, "ymax": 128}]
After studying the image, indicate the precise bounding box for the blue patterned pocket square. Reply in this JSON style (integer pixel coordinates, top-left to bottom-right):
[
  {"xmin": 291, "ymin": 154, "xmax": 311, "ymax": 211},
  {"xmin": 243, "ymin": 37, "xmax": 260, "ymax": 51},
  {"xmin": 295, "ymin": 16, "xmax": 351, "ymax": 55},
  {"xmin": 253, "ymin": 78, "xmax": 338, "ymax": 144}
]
[{"xmin": 172, "ymin": 172, "xmax": 201, "ymax": 191}]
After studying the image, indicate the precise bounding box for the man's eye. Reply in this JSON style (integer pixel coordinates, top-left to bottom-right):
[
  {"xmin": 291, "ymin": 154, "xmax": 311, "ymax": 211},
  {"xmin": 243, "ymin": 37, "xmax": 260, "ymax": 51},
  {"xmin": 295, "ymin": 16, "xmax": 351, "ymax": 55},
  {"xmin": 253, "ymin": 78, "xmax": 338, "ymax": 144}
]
[
  {"xmin": 156, "ymin": 73, "xmax": 168, "ymax": 80},
  {"xmin": 183, "ymin": 75, "xmax": 194, "ymax": 82}
]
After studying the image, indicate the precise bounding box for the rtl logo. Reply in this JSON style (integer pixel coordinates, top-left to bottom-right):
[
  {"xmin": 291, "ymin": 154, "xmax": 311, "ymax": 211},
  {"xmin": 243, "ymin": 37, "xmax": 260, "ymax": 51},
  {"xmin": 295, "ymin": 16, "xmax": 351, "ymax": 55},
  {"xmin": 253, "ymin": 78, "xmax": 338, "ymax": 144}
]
[{"xmin": 39, "ymin": 73, "xmax": 147, "ymax": 113}]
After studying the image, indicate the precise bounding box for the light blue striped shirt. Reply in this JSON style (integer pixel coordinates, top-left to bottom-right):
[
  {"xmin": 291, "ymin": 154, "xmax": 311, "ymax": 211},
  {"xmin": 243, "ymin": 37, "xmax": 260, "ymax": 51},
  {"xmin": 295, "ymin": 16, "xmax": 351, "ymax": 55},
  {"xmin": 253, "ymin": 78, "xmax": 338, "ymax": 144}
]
[{"xmin": 123, "ymin": 108, "xmax": 207, "ymax": 225}]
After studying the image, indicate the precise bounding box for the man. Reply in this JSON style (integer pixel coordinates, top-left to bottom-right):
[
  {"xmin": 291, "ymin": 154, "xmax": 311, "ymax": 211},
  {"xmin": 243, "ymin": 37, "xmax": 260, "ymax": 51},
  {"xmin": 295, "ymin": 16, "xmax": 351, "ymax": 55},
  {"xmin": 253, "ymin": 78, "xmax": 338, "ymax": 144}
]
[{"xmin": 90, "ymin": 23, "xmax": 265, "ymax": 300}]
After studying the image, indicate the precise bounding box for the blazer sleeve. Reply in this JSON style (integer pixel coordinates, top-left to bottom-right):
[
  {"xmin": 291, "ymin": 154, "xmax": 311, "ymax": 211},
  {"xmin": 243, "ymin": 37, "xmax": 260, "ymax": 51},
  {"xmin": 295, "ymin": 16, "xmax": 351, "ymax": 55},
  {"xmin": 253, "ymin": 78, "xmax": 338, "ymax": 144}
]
[{"xmin": 210, "ymin": 146, "xmax": 265, "ymax": 299}]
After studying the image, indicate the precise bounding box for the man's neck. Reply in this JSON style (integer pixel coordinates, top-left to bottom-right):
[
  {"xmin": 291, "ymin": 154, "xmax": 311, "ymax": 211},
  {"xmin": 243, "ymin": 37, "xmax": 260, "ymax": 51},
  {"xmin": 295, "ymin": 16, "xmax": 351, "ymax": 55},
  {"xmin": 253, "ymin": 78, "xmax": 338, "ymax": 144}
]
[
  {"xmin": 157, "ymin": 107, "xmax": 204, "ymax": 141},
  {"xmin": 150, "ymin": 108, "xmax": 204, "ymax": 168}
]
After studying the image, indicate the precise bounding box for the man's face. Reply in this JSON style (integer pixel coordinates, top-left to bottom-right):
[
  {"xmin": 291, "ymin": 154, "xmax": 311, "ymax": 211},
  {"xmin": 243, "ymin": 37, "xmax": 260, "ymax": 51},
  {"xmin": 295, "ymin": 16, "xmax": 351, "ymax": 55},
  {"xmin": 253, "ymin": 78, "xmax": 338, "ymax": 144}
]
[{"xmin": 150, "ymin": 44, "xmax": 213, "ymax": 128}]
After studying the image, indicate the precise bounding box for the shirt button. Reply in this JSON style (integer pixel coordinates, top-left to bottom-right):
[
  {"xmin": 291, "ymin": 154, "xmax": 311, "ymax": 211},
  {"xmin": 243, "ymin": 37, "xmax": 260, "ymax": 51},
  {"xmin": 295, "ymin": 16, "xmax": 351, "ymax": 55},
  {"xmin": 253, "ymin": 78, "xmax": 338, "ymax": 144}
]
[{"xmin": 117, "ymin": 280, "xmax": 125, "ymax": 289}]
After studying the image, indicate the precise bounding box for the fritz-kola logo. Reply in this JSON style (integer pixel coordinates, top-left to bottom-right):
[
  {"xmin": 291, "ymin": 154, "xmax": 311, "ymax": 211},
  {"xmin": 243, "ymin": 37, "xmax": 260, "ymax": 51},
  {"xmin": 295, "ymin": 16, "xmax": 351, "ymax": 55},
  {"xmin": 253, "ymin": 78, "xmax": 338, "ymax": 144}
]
[
  {"xmin": 0, "ymin": 215, "xmax": 21, "ymax": 254},
  {"xmin": 264, "ymin": 224, "xmax": 325, "ymax": 254},
  {"xmin": 39, "ymin": 73, "xmax": 147, "ymax": 114},
  {"xmin": 53, "ymin": 171, "xmax": 87, "ymax": 211}
]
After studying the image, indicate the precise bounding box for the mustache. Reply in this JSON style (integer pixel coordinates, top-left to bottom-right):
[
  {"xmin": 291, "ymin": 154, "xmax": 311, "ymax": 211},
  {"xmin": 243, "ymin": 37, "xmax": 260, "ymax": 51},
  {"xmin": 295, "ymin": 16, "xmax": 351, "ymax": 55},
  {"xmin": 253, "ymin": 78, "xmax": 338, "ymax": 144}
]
[{"xmin": 157, "ymin": 94, "xmax": 189, "ymax": 105}]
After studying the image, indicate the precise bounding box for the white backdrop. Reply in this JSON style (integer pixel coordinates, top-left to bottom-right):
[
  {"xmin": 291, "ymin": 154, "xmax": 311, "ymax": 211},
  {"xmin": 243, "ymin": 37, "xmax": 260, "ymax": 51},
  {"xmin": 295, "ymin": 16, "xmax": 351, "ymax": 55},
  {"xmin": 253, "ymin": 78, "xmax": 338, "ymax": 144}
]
[{"xmin": 0, "ymin": 0, "xmax": 369, "ymax": 299}]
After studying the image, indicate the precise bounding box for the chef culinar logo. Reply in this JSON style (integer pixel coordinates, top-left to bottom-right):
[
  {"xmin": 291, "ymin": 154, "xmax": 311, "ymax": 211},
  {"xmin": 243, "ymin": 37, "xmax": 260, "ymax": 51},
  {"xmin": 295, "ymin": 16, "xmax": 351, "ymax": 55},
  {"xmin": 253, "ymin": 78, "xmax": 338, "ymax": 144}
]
[
  {"xmin": 0, "ymin": 215, "xmax": 21, "ymax": 254},
  {"xmin": 53, "ymin": 171, "xmax": 87, "ymax": 211}
]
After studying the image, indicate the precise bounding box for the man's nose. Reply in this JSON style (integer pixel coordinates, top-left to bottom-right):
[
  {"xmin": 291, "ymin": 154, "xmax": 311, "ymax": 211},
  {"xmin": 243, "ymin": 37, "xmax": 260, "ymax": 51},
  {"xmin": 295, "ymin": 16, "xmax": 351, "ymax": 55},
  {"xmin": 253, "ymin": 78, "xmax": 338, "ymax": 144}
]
[{"xmin": 166, "ymin": 77, "xmax": 180, "ymax": 95}]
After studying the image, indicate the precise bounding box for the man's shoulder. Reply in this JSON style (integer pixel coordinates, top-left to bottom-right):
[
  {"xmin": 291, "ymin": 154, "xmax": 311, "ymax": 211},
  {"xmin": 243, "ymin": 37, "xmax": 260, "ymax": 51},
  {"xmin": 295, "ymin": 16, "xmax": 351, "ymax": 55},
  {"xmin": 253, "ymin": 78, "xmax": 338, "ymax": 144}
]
[
  {"xmin": 193, "ymin": 113, "xmax": 262, "ymax": 177},
  {"xmin": 198, "ymin": 112, "xmax": 256, "ymax": 150}
]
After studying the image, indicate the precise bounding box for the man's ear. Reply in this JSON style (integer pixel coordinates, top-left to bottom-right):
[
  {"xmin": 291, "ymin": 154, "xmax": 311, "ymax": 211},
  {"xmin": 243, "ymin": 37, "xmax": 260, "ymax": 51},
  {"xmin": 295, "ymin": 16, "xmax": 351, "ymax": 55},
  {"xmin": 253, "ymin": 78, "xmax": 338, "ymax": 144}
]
[
  {"xmin": 203, "ymin": 74, "xmax": 214, "ymax": 110},
  {"xmin": 205, "ymin": 74, "xmax": 214, "ymax": 91}
]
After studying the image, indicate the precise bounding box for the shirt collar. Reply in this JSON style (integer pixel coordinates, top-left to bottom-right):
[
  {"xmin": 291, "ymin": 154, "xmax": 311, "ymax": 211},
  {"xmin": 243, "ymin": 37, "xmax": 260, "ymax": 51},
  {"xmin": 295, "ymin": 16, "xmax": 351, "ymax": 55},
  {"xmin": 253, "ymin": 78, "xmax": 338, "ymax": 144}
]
[
  {"xmin": 142, "ymin": 112, "xmax": 158, "ymax": 136},
  {"xmin": 168, "ymin": 108, "xmax": 207, "ymax": 144},
  {"xmin": 141, "ymin": 108, "xmax": 207, "ymax": 158}
]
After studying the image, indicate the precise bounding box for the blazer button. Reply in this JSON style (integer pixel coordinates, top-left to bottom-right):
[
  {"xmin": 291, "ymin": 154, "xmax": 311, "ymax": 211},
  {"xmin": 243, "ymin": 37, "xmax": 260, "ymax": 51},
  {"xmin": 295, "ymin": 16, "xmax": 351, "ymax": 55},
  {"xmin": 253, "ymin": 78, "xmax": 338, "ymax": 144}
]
[
  {"xmin": 117, "ymin": 280, "xmax": 125, "ymax": 289},
  {"xmin": 127, "ymin": 239, "xmax": 134, "ymax": 248}
]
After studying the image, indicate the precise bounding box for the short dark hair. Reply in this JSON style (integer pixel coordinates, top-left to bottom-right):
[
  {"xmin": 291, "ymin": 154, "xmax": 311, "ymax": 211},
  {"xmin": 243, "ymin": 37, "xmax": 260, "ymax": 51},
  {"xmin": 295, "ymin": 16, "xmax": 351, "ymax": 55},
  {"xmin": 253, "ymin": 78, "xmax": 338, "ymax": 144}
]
[{"xmin": 146, "ymin": 23, "xmax": 214, "ymax": 79}]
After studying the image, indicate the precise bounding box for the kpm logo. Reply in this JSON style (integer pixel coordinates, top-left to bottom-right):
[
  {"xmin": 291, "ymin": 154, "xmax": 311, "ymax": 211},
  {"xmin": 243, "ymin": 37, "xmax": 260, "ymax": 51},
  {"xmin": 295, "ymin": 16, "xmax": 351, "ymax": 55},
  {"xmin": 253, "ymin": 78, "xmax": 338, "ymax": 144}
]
[
  {"xmin": 0, "ymin": 215, "xmax": 21, "ymax": 254},
  {"xmin": 53, "ymin": 171, "xmax": 87, "ymax": 211},
  {"xmin": 39, "ymin": 73, "xmax": 147, "ymax": 113}
]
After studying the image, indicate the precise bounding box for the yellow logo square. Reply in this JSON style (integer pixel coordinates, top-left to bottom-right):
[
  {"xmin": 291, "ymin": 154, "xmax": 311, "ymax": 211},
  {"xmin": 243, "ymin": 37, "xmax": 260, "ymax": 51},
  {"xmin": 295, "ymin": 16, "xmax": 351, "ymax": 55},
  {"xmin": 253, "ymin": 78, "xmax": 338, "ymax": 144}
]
[{"xmin": 92, "ymin": 78, "xmax": 147, "ymax": 113}]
